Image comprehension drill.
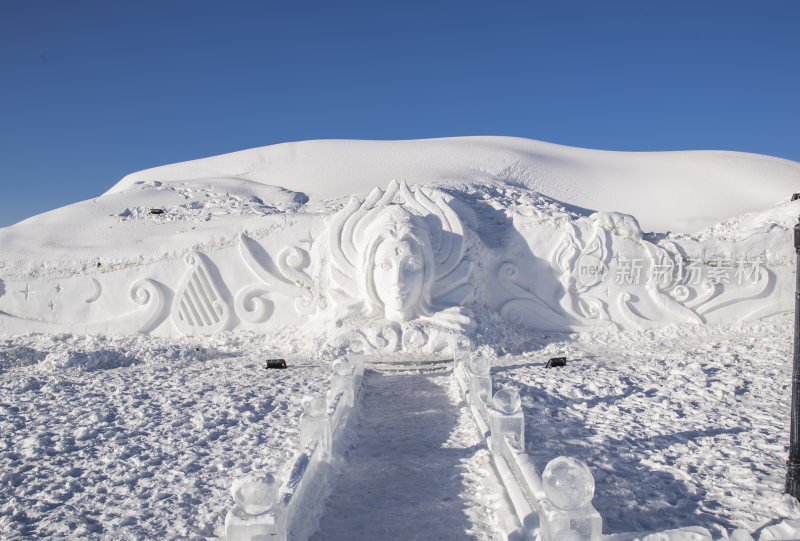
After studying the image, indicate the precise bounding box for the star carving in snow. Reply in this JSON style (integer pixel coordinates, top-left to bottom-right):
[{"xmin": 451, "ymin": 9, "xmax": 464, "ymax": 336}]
[
  {"xmin": 55, "ymin": 283, "xmax": 62, "ymax": 294},
  {"xmin": 18, "ymin": 284, "xmax": 34, "ymax": 300},
  {"xmin": 48, "ymin": 300, "xmax": 57, "ymax": 311}
]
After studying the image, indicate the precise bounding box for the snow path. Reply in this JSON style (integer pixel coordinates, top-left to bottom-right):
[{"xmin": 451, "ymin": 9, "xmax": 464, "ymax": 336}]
[{"xmin": 310, "ymin": 371, "xmax": 508, "ymax": 541}]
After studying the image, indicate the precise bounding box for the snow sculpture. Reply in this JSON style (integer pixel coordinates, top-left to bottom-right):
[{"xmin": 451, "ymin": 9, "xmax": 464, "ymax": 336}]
[
  {"xmin": 490, "ymin": 387, "xmax": 524, "ymax": 452},
  {"xmin": 328, "ymin": 358, "xmax": 356, "ymax": 407},
  {"xmin": 225, "ymin": 471, "xmax": 280, "ymax": 540},
  {"xmin": 300, "ymin": 395, "xmax": 331, "ymax": 458},
  {"xmin": 539, "ymin": 456, "xmax": 602, "ymax": 541},
  {"xmin": 467, "ymin": 355, "xmax": 492, "ymax": 411},
  {"xmin": 499, "ymin": 207, "xmax": 790, "ymax": 333},
  {"xmin": 587, "ymin": 211, "xmax": 782, "ymax": 328},
  {"xmin": 235, "ymin": 232, "xmax": 314, "ymax": 324},
  {"xmin": 130, "ymin": 278, "xmax": 168, "ymax": 334},
  {"xmin": 453, "ymin": 336, "xmax": 471, "ymax": 370},
  {"xmin": 232, "ymin": 472, "xmax": 278, "ymax": 515},
  {"xmin": 0, "ymin": 275, "xmax": 166, "ymax": 335},
  {"xmin": 499, "ymin": 216, "xmax": 619, "ymax": 331},
  {"xmin": 1, "ymin": 174, "xmax": 792, "ymax": 339},
  {"xmin": 493, "ymin": 387, "xmax": 522, "ymax": 414},
  {"xmin": 328, "ymin": 179, "xmax": 474, "ymax": 353},
  {"xmin": 368, "ymin": 205, "xmax": 433, "ymax": 322},
  {"xmin": 468, "ymin": 354, "xmax": 491, "ymax": 376},
  {"xmin": 172, "ymin": 252, "xmax": 230, "ymax": 335}
]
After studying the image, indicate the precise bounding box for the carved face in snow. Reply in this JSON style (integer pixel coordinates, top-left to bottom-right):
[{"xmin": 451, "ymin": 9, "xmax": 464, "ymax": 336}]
[
  {"xmin": 328, "ymin": 180, "xmax": 471, "ymax": 327},
  {"xmin": 372, "ymin": 238, "xmax": 425, "ymax": 320},
  {"xmin": 362, "ymin": 205, "xmax": 436, "ymax": 322}
]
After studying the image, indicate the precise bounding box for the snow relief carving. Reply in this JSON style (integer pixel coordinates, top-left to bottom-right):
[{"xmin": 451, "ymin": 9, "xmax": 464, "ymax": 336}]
[
  {"xmin": 498, "ymin": 222, "xmax": 615, "ymax": 332},
  {"xmin": 506, "ymin": 211, "xmax": 785, "ymax": 331},
  {"xmin": 172, "ymin": 252, "xmax": 230, "ymax": 335},
  {"xmin": 0, "ymin": 183, "xmax": 792, "ymax": 340},
  {"xmin": 0, "ymin": 275, "xmax": 165, "ymax": 335},
  {"xmin": 235, "ymin": 232, "xmax": 314, "ymax": 324},
  {"xmin": 327, "ymin": 180, "xmax": 475, "ymax": 353}
]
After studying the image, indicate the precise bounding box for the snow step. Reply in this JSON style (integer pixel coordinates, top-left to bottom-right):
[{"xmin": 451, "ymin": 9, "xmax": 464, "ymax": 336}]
[{"xmin": 353, "ymin": 353, "xmax": 453, "ymax": 373}]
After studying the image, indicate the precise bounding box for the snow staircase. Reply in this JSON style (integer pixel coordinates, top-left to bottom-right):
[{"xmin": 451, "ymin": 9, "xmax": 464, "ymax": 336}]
[{"xmin": 353, "ymin": 352, "xmax": 453, "ymax": 373}]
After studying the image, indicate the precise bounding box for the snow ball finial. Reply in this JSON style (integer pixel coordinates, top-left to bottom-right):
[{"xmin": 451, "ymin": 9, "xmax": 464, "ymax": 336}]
[
  {"xmin": 542, "ymin": 456, "xmax": 595, "ymax": 511},
  {"xmin": 332, "ymin": 358, "xmax": 353, "ymax": 376},
  {"xmin": 468, "ymin": 355, "xmax": 490, "ymax": 377},
  {"xmin": 301, "ymin": 395, "xmax": 328, "ymax": 418},
  {"xmin": 493, "ymin": 387, "xmax": 521, "ymax": 414},
  {"xmin": 231, "ymin": 471, "xmax": 277, "ymax": 516}
]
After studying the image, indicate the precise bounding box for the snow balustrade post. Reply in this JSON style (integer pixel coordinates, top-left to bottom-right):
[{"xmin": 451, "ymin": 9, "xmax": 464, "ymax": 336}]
[
  {"xmin": 451, "ymin": 344, "xmax": 603, "ymax": 541},
  {"xmin": 225, "ymin": 356, "xmax": 364, "ymax": 541},
  {"xmin": 225, "ymin": 471, "xmax": 282, "ymax": 540},
  {"xmin": 489, "ymin": 387, "xmax": 524, "ymax": 454},
  {"xmin": 300, "ymin": 396, "xmax": 332, "ymax": 459},
  {"xmin": 329, "ymin": 357, "xmax": 358, "ymax": 408},
  {"xmin": 467, "ymin": 355, "xmax": 493, "ymax": 424},
  {"xmin": 452, "ymin": 335, "xmax": 472, "ymax": 372},
  {"xmin": 489, "ymin": 386, "xmax": 544, "ymax": 538},
  {"xmin": 486, "ymin": 387, "xmax": 602, "ymax": 541},
  {"xmin": 539, "ymin": 456, "xmax": 603, "ymax": 541}
]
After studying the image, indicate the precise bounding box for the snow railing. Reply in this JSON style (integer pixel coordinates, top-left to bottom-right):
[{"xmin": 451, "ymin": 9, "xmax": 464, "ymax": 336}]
[
  {"xmin": 225, "ymin": 357, "xmax": 365, "ymax": 541},
  {"xmin": 453, "ymin": 352, "xmax": 602, "ymax": 541}
]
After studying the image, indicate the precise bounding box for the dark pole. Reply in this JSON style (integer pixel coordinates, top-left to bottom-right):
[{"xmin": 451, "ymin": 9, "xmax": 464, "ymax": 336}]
[{"xmin": 786, "ymin": 215, "xmax": 800, "ymax": 499}]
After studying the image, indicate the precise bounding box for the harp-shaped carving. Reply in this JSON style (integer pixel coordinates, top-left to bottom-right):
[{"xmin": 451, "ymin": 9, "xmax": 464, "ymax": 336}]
[{"xmin": 172, "ymin": 252, "xmax": 230, "ymax": 335}]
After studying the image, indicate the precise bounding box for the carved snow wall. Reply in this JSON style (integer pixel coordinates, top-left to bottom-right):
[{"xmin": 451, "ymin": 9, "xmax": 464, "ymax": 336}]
[
  {"xmin": 0, "ymin": 180, "xmax": 793, "ymax": 349},
  {"xmin": 493, "ymin": 210, "xmax": 792, "ymax": 332}
]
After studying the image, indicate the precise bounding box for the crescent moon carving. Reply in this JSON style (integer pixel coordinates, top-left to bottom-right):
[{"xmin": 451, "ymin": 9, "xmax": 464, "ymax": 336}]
[{"xmin": 85, "ymin": 278, "xmax": 102, "ymax": 303}]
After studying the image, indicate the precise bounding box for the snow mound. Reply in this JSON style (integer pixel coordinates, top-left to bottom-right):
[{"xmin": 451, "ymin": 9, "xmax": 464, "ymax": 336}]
[{"xmin": 109, "ymin": 136, "xmax": 800, "ymax": 234}]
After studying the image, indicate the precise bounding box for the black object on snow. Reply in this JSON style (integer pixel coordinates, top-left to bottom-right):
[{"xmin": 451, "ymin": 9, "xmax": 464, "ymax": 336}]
[
  {"xmin": 792, "ymin": 194, "xmax": 800, "ymax": 201},
  {"xmin": 267, "ymin": 359, "xmax": 288, "ymax": 369},
  {"xmin": 545, "ymin": 357, "xmax": 567, "ymax": 368},
  {"xmin": 148, "ymin": 208, "xmax": 165, "ymax": 215}
]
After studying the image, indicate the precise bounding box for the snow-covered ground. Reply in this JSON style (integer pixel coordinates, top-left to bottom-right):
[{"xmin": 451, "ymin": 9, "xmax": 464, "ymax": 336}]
[
  {"xmin": 492, "ymin": 313, "xmax": 800, "ymax": 537},
  {"xmin": 2, "ymin": 315, "xmax": 799, "ymax": 539},
  {"xmin": 0, "ymin": 332, "xmax": 330, "ymax": 539}
]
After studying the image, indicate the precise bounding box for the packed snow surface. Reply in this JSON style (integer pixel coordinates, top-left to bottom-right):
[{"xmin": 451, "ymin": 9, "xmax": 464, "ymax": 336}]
[
  {"xmin": 0, "ymin": 331, "xmax": 329, "ymax": 539},
  {"xmin": 310, "ymin": 372, "xmax": 508, "ymax": 541}
]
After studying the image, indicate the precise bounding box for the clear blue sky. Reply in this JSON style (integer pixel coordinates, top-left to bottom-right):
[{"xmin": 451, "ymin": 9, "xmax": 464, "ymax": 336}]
[{"xmin": 1, "ymin": 0, "xmax": 798, "ymax": 227}]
